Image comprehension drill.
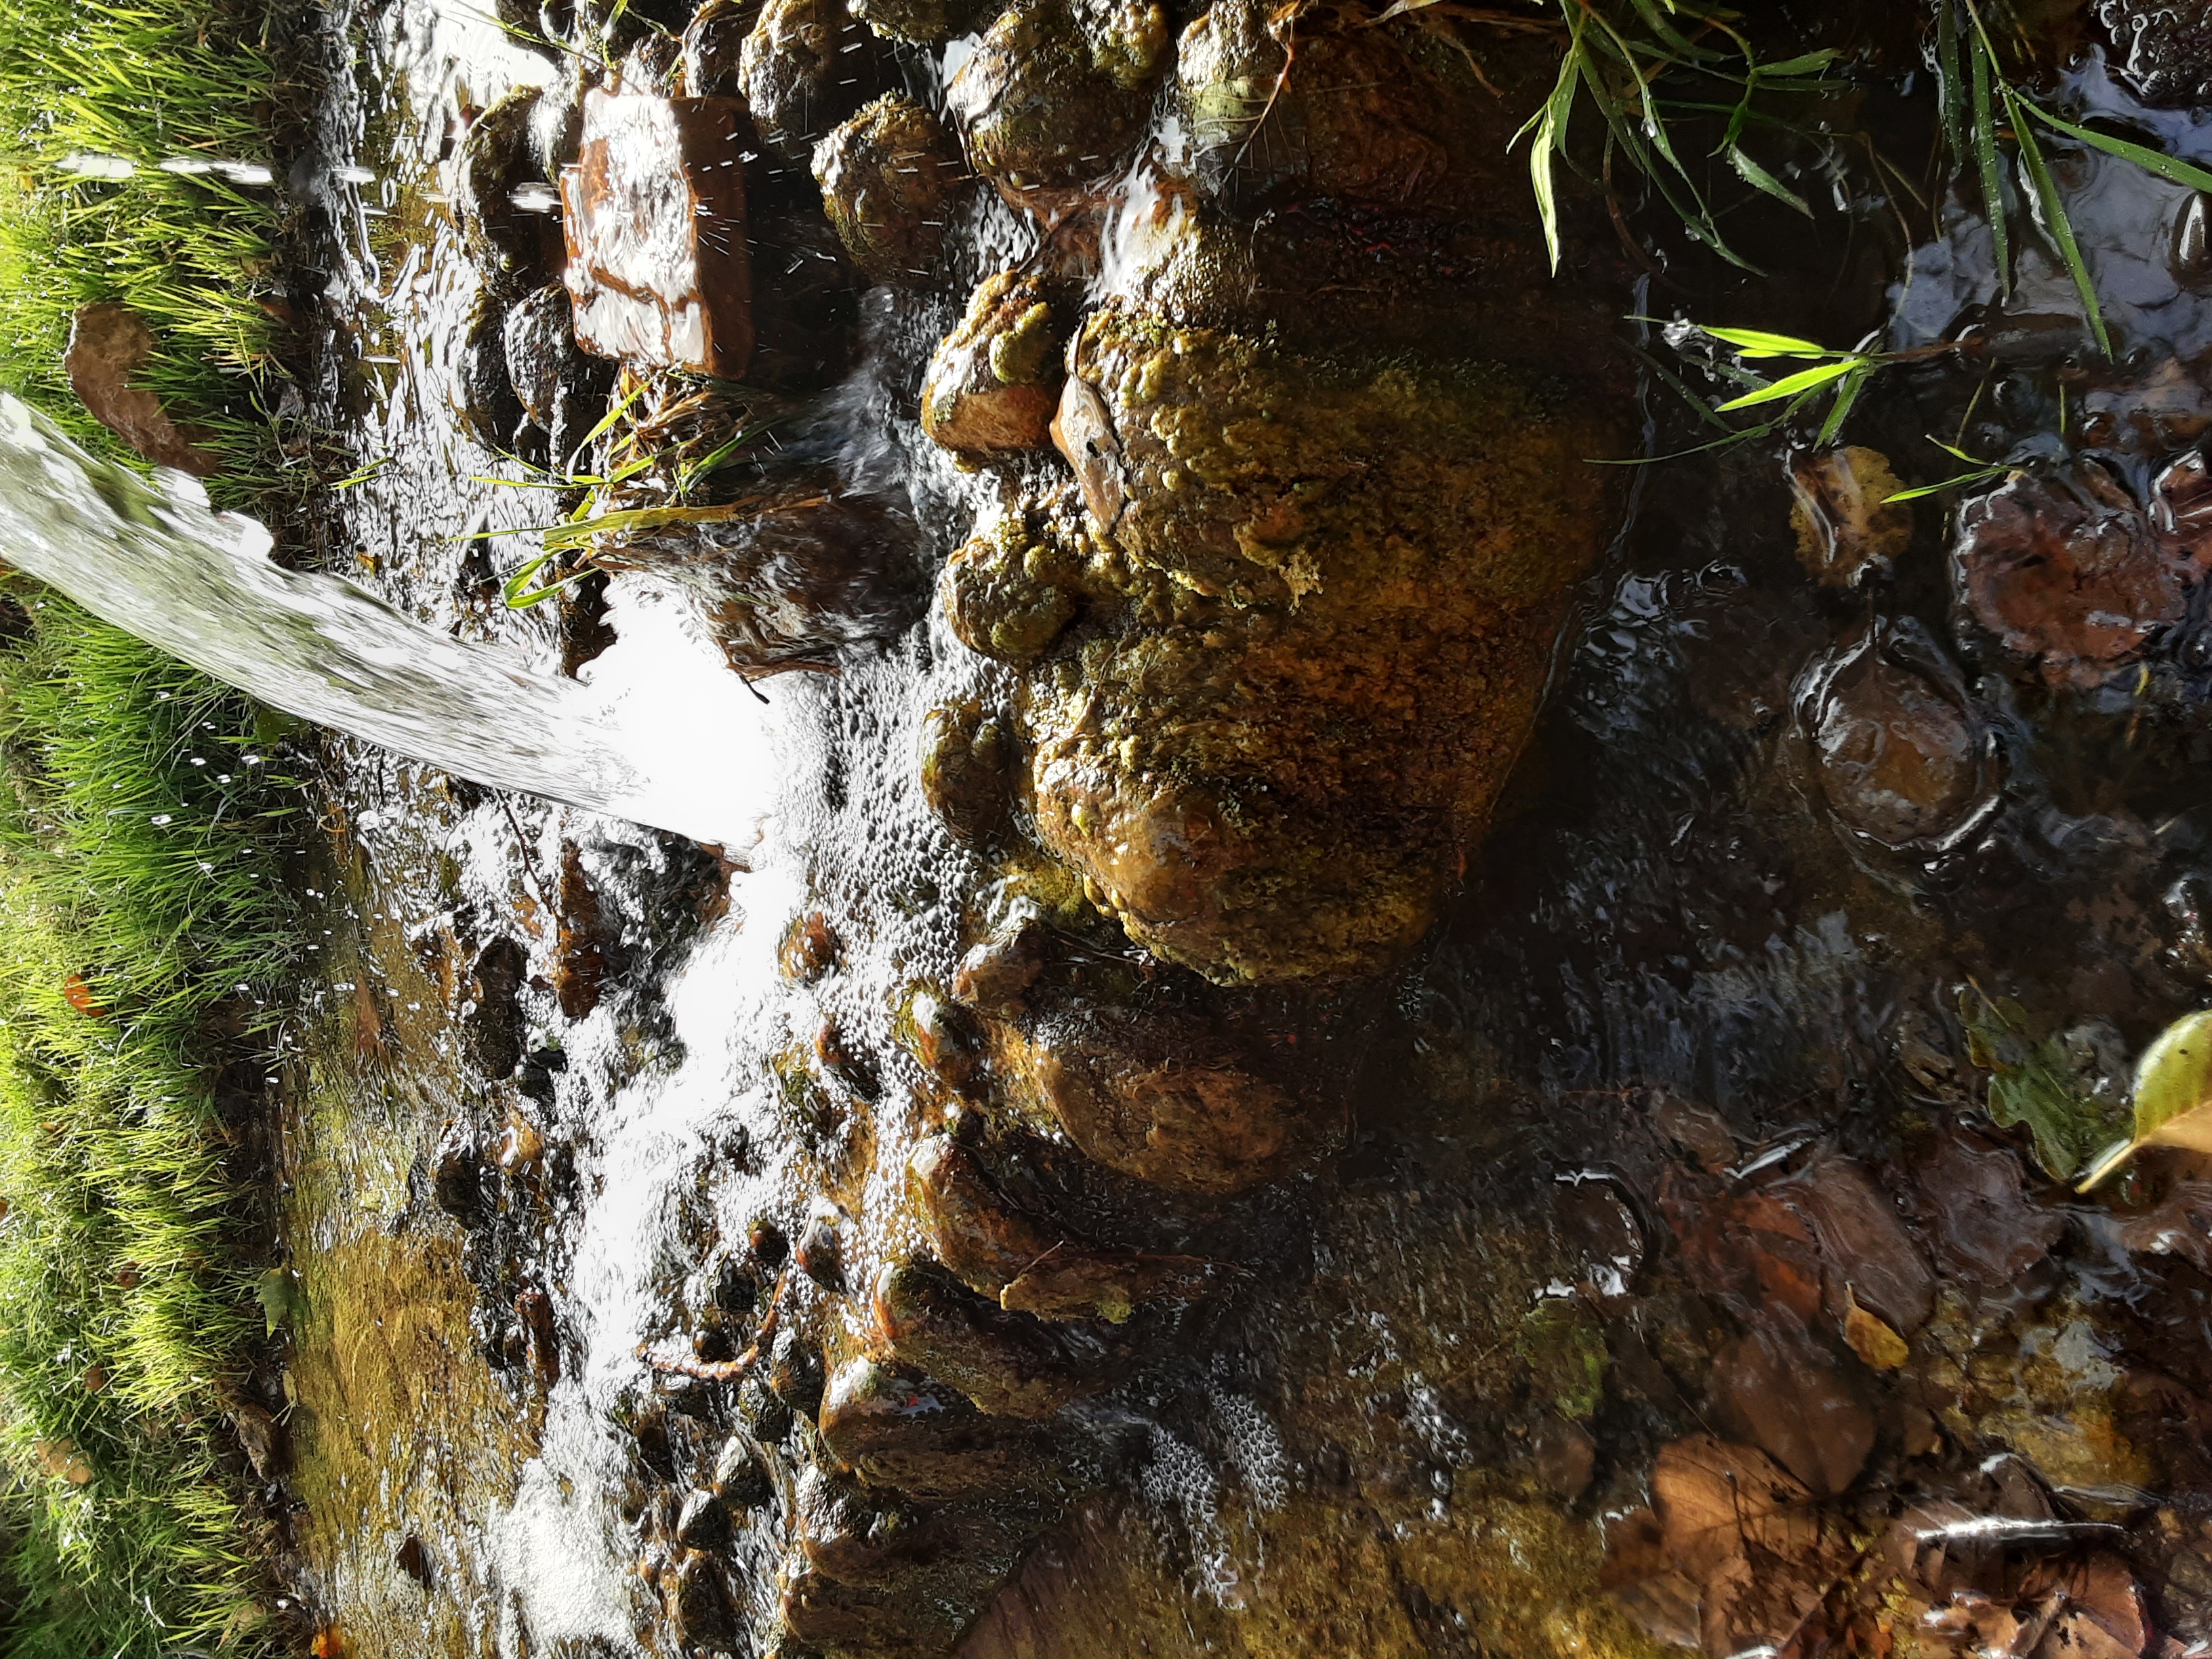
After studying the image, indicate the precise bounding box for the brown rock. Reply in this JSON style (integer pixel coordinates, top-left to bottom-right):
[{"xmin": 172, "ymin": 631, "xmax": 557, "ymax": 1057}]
[
  {"xmin": 870, "ymin": 1260, "xmax": 1093, "ymax": 1418},
  {"xmin": 918, "ymin": 703, "xmax": 1014, "ymax": 848},
  {"xmin": 1711, "ymin": 1313, "xmax": 1875, "ymax": 1497},
  {"xmin": 1769, "ymin": 1152, "xmax": 1936, "ymax": 1334},
  {"xmin": 995, "ymin": 1006, "xmax": 1323, "ymax": 1194},
  {"xmin": 64, "ymin": 304, "xmax": 219, "ymax": 475},
  {"xmin": 559, "ymin": 91, "xmax": 754, "ymax": 377},
  {"xmin": 817, "ymin": 1357, "xmax": 1044, "ymax": 1496},
  {"xmin": 921, "ymin": 272, "xmax": 1065, "ymax": 456},
  {"xmin": 1020, "ymin": 307, "xmax": 1623, "ymax": 985},
  {"xmin": 740, "ymin": 0, "xmax": 880, "ymax": 159},
  {"xmin": 1912, "ymin": 1131, "xmax": 2064, "ymax": 1286},
  {"xmin": 947, "ymin": 0, "xmax": 1169, "ymax": 205},
  {"xmin": 939, "ymin": 520, "xmax": 1080, "ymax": 665},
  {"xmin": 909, "ymin": 1136, "xmax": 1063, "ymax": 1298},
  {"xmin": 1797, "ymin": 619, "xmax": 2002, "ymax": 854}
]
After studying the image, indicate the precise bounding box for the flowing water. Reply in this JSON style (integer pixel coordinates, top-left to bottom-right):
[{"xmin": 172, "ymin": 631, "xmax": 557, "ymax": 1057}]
[
  {"xmin": 41, "ymin": 0, "xmax": 2212, "ymax": 1653},
  {"xmin": 0, "ymin": 395, "xmax": 765, "ymax": 844}
]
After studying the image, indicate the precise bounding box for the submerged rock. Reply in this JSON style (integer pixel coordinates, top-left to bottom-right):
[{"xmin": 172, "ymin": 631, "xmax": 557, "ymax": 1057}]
[
  {"xmin": 501, "ymin": 285, "xmax": 613, "ymax": 461},
  {"xmin": 921, "ymin": 272, "xmax": 1066, "ymax": 457},
  {"xmin": 455, "ymin": 85, "xmax": 560, "ymax": 290},
  {"xmin": 453, "ymin": 289, "xmax": 526, "ymax": 449},
  {"xmin": 871, "ymin": 1260, "xmax": 1095, "ymax": 1417},
  {"xmin": 939, "ymin": 516, "xmax": 1080, "ymax": 663},
  {"xmin": 918, "ymin": 703, "xmax": 1014, "ymax": 848},
  {"xmin": 817, "ymin": 1357, "xmax": 1046, "ymax": 1495},
  {"xmin": 590, "ymin": 480, "xmax": 926, "ymax": 678},
  {"xmin": 1173, "ymin": 0, "xmax": 1451, "ymax": 209},
  {"xmin": 680, "ymin": 0, "xmax": 756, "ymax": 97},
  {"xmin": 849, "ymin": 0, "xmax": 987, "ymax": 42},
  {"xmin": 1795, "ymin": 620, "xmax": 2002, "ymax": 855},
  {"xmin": 811, "ymin": 95, "xmax": 962, "ymax": 283},
  {"xmin": 560, "ymin": 90, "xmax": 755, "ymax": 377}
]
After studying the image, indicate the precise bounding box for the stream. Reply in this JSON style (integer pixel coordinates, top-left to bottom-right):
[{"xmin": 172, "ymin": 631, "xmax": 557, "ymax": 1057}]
[{"xmin": 107, "ymin": 0, "xmax": 2212, "ymax": 1652}]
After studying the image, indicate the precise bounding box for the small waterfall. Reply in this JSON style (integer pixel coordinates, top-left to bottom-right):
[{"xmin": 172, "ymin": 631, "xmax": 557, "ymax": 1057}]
[{"xmin": 0, "ymin": 394, "xmax": 755, "ymax": 846}]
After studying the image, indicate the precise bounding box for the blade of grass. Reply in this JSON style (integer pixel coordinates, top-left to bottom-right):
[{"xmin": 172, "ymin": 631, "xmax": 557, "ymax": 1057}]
[
  {"xmin": 1969, "ymin": 30, "xmax": 2012, "ymax": 300},
  {"xmin": 2021, "ymin": 102, "xmax": 2212, "ymax": 193},
  {"xmin": 1816, "ymin": 362, "xmax": 1871, "ymax": 445},
  {"xmin": 1715, "ymin": 356, "xmax": 1868, "ymax": 410},
  {"xmin": 1938, "ymin": 0, "xmax": 1966, "ymax": 170},
  {"xmin": 2005, "ymin": 83, "xmax": 2112, "ymax": 358},
  {"xmin": 1724, "ymin": 144, "xmax": 1811, "ymax": 213}
]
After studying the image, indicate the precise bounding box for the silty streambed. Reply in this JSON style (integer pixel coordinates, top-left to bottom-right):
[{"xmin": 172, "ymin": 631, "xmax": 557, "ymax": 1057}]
[{"xmin": 220, "ymin": 0, "xmax": 2212, "ymax": 1653}]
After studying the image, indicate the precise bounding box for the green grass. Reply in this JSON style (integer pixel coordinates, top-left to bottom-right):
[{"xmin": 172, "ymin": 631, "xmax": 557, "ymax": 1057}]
[
  {"xmin": 0, "ymin": 0, "xmax": 307, "ymax": 1650},
  {"xmin": 0, "ymin": 596, "xmax": 298, "ymax": 1658},
  {"xmin": 0, "ymin": 0, "xmax": 295, "ymax": 506}
]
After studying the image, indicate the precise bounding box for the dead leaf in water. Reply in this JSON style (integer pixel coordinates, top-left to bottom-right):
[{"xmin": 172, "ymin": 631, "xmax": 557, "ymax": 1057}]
[{"xmin": 1841, "ymin": 1286, "xmax": 1908, "ymax": 1370}]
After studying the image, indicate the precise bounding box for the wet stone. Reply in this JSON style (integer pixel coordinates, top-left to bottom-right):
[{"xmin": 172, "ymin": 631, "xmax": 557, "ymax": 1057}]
[
  {"xmin": 501, "ymin": 285, "xmax": 613, "ymax": 462},
  {"xmin": 1173, "ymin": 0, "xmax": 1473, "ymax": 210},
  {"xmin": 463, "ymin": 936, "xmax": 527, "ymax": 1080},
  {"xmin": 796, "ymin": 1213, "xmax": 845, "ymax": 1290},
  {"xmin": 395, "ymin": 1533, "xmax": 433, "ymax": 1589},
  {"xmin": 453, "ymin": 289, "xmax": 525, "ymax": 450},
  {"xmin": 560, "ymin": 90, "xmax": 755, "ymax": 378},
  {"xmin": 811, "ymin": 96, "xmax": 962, "ymax": 284},
  {"xmin": 681, "ymin": 0, "xmax": 757, "ymax": 96},
  {"xmin": 940, "ymin": 520, "xmax": 1080, "ymax": 664},
  {"xmin": 946, "ymin": 0, "xmax": 1169, "ymax": 206},
  {"xmin": 741, "ymin": 1374, "xmax": 797, "ymax": 1441},
  {"xmin": 848, "ymin": 0, "xmax": 985, "ymax": 42},
  {"xmin": 430, "ymin": 1123, "xmax": 487, "ymax": 1220},
  {"xmin": 817, "ymin": 1356, "xmax": 1044, "ymax": 1496},
  {"xmin": 919, "ymin": 703, "xmax": 1013, "ymax": 849},
  {"xmin": 768, "ymin": 1325, "xmax": 827, "ymax": 1417},
  {"xmin": 921, "ymin": 272, "xmax": 1066, "ymax": 457},
  {"xmin": 516, "ymin": 1286, "xmax": 560, "ymax": 1389},
  {"xmin": 739, "ymin": 0, "xmax": 882, "ymax": 159},
  {"xmin": 750, "ymin": 1217, "xmax": 791, "ymax": 1266},
  {"xmin": 665, "ymin": 1552, "xmax": 735, "ymax": 1649},
  {"xmin": 618, "ymin": 33, "xmax": 682, "ymax": 97},
  {"xmin": 898, "ymin": 985, "xmax": 980, "ymax": 1085},
  {"xmin": 871, "ymin": 1259, "xmax": 1093, "ymax": 1418},
  {"xmin": 713, "ymin": 1435, "xmax": 773, "ymax": 1507},
  {"xmin": 951, "ymin": 914, "xmax": 1055, "ymax": 1018},
  {"xmin": 1797, "ymin": 620, "xmax": 2000, "ymax": 855},
  {"xmin": 455, "ymin": 84, "xmax": 562, "ymax": 291},
  {"xmin": 1954, "ymin": 460, "xmax": 2207, "ymax": 689},
  {"xmin": 674, "ymin": 1487, "xmax": 730, "ymax": 1549}
]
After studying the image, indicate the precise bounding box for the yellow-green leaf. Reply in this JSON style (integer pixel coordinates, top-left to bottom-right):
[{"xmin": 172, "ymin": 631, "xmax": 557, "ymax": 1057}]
[{"xmin": 2078, "ymin": 1009, "xmax": 2212, "ymax": 1189}]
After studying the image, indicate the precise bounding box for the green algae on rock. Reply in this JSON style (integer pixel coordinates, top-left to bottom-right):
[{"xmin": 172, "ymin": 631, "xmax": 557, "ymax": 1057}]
[
  {"xmin": 812, "ymin": 94, "xmax": 964, "ymax": 283},
  {"xmin": 922, "ymin": 271, "xmax": 1067, "ymax": 457},
  {"xmin": 991, "ymin": 304, "xmax": 1620, "ymax": 985}
]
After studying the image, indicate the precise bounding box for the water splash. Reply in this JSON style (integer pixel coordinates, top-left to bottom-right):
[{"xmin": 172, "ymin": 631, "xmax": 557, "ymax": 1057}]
[{"xmin": 0, "ymin": 395, "xmax": 758, "ymax": 845}]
